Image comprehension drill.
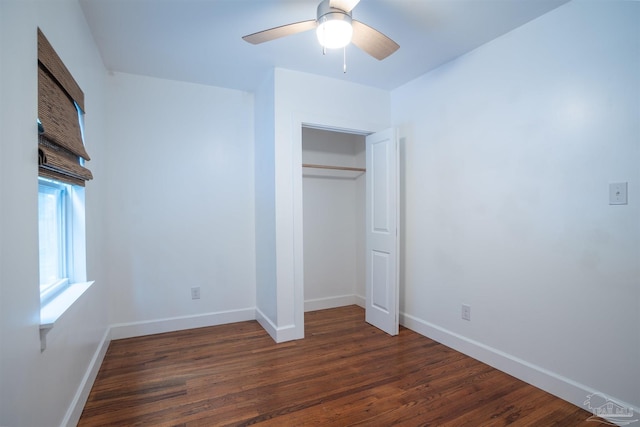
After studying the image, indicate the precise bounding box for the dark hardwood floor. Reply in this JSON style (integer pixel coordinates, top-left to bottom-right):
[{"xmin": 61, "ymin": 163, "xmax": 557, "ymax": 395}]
[{"xmin": 79, "ymin": 306, "xmax": 606, "ymax": 426}]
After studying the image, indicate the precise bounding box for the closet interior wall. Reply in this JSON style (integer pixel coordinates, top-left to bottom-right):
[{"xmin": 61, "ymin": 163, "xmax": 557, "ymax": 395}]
[{"xmin": 302, "ymin": 127, "xmax": 366, "ymax": 311}]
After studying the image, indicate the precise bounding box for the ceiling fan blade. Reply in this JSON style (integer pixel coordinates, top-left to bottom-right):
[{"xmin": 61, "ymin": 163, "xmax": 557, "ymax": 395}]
[
  {"xmin": 351, "ymin": 20, "xmax": 399, "ymax": 61},
  {"xmin": 242, "ymin": 20, "xmax": 317, "ymax": 45},
  {"xmin": 329, "ymin": 0, "xmax": 360, "ymax": 13}
]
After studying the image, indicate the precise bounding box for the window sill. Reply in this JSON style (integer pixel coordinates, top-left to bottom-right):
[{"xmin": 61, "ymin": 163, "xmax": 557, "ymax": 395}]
[{"xmin": 40, "ymin": 281, "xmax": 94, "ymax": 351}]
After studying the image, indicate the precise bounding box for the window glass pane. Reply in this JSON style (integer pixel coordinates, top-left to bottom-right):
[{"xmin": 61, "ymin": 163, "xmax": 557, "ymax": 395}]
[{"xmin": 38, "ymin": 180, "xmax": 66, "ymax": 291}]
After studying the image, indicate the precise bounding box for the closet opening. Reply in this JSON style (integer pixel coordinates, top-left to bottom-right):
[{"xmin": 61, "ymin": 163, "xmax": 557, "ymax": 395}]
[{"xmin": 301, "ymin": 126, "xmax": 367, "ymax": 313}]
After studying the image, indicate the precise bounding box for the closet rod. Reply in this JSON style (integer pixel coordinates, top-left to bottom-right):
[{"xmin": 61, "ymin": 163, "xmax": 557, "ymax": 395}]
[{"xmin": 302, "ymin": 163, "xmax": 366, "ymax": 172}]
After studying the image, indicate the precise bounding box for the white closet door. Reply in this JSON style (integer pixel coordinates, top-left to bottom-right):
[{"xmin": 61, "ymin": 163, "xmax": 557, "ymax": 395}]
[{"xmin": 365, "ymin": 128, "xmax": 399, "ymax": 336}]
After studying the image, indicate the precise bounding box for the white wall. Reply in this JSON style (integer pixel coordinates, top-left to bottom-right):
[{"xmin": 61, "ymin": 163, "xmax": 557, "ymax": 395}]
[
  {"xmin": 302, "ymin": 128, "xmax": 365, "ymax": 169},
  {"xmin": 302, "ymin": 128, "xmax": 365, "ymax": 309},
  {"xmin": 105, "ymin": 72, "xmax": 256, "ymax": 334},
  {"xmin": 254, "ymin": 70, "xmax": 278, "ymax": 325},
  {"xmin": 392, "ymin": 0, "xmax": 639, "ymax": 411},
  {"xmin": 0, "ymin": 0, "xmax": 109, "ymax": 425},
  {"xmin": 265, "ymin": 68, "xmax": 390, "ymax": 341}
]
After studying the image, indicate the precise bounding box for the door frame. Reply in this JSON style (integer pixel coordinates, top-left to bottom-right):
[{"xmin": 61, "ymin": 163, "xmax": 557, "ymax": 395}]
[{"xmin": 291, "ymin": 113, "xmax": 388, "ymax": 335}]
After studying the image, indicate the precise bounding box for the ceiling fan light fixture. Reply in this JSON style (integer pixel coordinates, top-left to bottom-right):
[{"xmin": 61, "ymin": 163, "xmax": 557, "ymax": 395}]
[
  {"xmin": 316, "ymin": 13, "xmax": 353, "ymax": 49},
  {"xmin": 242, "ymin": 0, "xmax": 399, "ymax": 61}
]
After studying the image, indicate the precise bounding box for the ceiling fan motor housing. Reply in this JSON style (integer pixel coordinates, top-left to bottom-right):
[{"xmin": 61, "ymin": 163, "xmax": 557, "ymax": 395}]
[{"xmin": 317, "ymin": 0, "xmax": 353, "ymax": 24}]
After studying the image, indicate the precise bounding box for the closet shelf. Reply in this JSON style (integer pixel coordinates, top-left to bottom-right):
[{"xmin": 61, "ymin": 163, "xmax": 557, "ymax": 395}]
[
  {"xmin": 302, "ymin": 163, "xmax": 365, "ymax": 179},
  {"xmin": 302, "ymin": 163, "xmax": 366, "ymax": 172}
]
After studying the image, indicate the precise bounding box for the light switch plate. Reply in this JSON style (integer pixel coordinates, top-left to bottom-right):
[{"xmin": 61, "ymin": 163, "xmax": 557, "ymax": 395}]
[
  {"xmin": 609, "ymin": 182, "xmax": 628, "ymax": 205},
  {"xmin": 461, "ymin": 304, "xmax": 471, "ymax": 321}
]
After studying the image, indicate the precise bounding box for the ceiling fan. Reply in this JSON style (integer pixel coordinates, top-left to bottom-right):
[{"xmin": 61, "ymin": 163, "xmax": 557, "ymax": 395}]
[{"xmin": 242, "ymin": 0, "xmax": 399, "ymax": 61}]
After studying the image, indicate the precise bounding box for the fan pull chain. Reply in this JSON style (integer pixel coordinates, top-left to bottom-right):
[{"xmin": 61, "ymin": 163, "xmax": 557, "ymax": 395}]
[{"xmin": 343, "ymin": 46, "xmax": 347, "ymax": 73}]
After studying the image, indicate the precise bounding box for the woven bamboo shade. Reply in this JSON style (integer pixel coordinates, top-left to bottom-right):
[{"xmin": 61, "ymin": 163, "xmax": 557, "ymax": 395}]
[
  {"xmin": 37, "ymin": 28, "xmax": 92, "ymax": 185},
  {"xmin": 37, "ymin": 29, "xmax": 84, "ymax": 112},
  {"xmin": 38, "ymin": 67, "xmax": 90, "ymax": 160},
  {"xmin": 39, "ymin": 138, "xmax": 93, "ymax": 186}
]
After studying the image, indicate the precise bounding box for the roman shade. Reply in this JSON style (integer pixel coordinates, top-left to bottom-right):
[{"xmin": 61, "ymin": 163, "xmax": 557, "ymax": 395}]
[{"xmin": 37, "ymin": 28, "xmax": 92, "ymax": 186}]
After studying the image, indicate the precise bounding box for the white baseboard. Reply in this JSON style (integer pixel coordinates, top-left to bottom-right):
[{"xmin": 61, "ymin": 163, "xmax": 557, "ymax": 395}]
[
  {"xmin": 304, "ymin": 294, "xmax": 363, "ymax": 312},
  {"xmin": 255, "ymin": 306, "xmax": 278, "ymax": 342},
  {"xmin": 255, "ymin": 307, "xmax": 303, "ymax": 343},
  {"xmin": 110, "ymin": 308, "xmax": 256, "ymax": 340},
  {"xmin": 400, "ymin": 311, "xmax": 639, "ymax": 421},
  {"xmin": 273, "ymin": 323, "xmax": 303, "ymax": 343},
  {"xmin": 61, "ymin": 328, "xmax": 111, "ymax": 427}
]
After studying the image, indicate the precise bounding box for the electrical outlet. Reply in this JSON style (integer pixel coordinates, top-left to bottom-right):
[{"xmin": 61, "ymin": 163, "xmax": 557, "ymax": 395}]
[
  {"xmin": 191, "ymin": 287, "xmax": 201, "ymax": 300},
  {"xmin": 609, "ymin": 182, "xmax": 628, "ymax": 205},
  {"xmin": 461, "ymin": 304, "xmax": 471, "ymax": 321}
]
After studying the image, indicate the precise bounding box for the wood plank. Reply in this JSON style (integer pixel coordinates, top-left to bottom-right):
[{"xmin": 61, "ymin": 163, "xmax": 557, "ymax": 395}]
[{"xmin": 78, "ymin": 306, "xmax": 608, "ymax": 426}]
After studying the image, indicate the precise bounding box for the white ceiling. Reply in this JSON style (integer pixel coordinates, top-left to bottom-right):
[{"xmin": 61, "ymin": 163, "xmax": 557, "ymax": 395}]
[{"xmin": 79, "ymin": 0, "xmax": 570, "ymax": 92}]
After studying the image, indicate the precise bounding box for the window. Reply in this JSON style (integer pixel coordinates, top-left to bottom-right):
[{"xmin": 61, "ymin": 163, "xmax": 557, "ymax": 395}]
[
  {"xmin": 37, "ymin": 28, "xmax": 92, "ymax": 305},
  {"xmin": 37, "ymin": 28, "xmax": 94, "ymax": 350},
  {"xmin": 38, "ymin": 179, "xmax": 66, "ymax": 290},
  {"xmin": 37, "ymin": 176, "xmax": 89, "ymax": 351},
  {"xmin": 38, "ymin": 178, "xmax": 70, "ymax": 304},
  {"xmin": 38, "ymin": 177, "xmax": 87, "ymax": 305}
]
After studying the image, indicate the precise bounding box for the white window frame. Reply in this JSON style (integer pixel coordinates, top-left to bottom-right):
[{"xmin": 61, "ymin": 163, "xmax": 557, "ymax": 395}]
[{"xmin": 38, "ymin": 177, "xmax": 87, "ymax": 306}]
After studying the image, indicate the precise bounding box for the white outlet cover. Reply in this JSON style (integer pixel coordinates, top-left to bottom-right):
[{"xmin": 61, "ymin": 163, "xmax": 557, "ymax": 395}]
[
  {"xmin": 461, "ymin": 304, "xmax": 471, "ymax": 321},
  {"xmin": 609, "ymin": 182, "xmax": 628, "ymax": 205}
]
